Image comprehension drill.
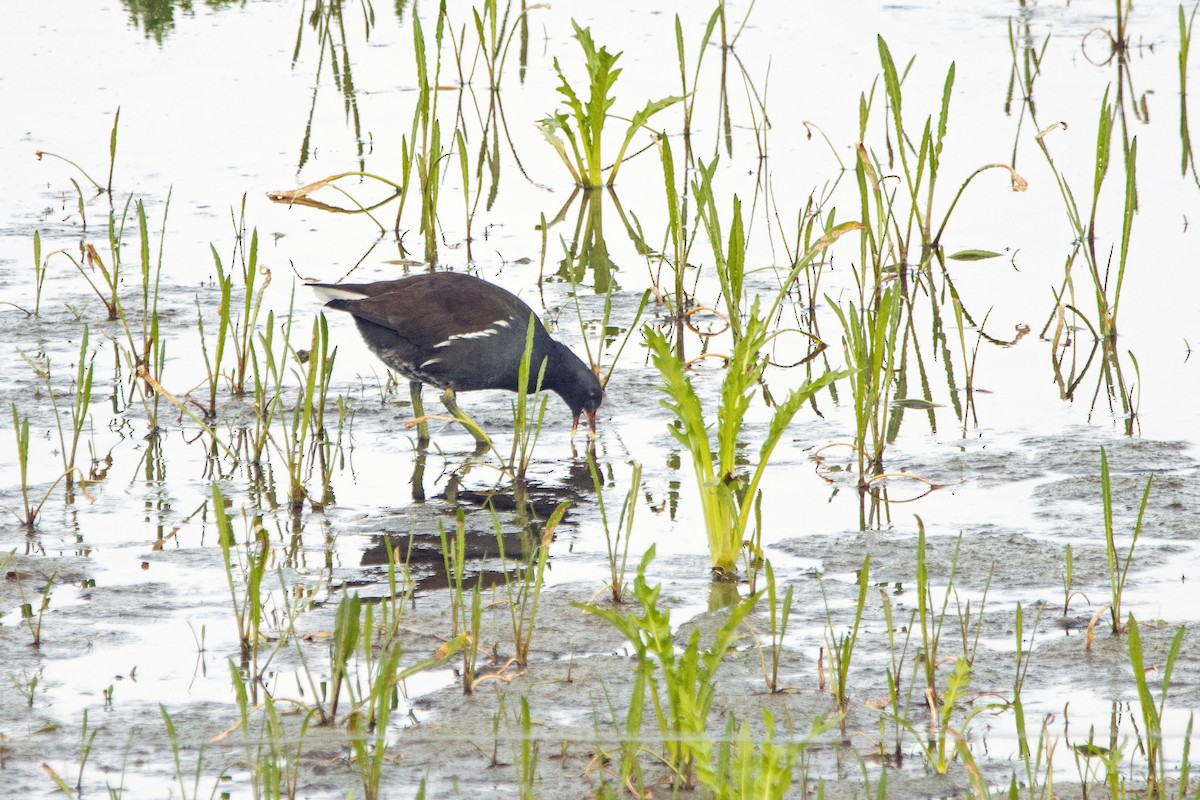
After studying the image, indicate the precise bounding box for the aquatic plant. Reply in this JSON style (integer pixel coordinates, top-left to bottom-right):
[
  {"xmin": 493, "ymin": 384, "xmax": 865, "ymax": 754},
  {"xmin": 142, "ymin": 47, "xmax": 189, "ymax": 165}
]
[
  {"xmin": 469, "ymin": 0, "xmax": 523, "ymax": 92},
  {"xmin": 17, "ymin": 332, "xmax": 93, "ymax": 500},
  {"xmin": 539, "ymin": 21, "xmax": 681, "ymax": 188},
  {"xmin": 1034, "ymin": 87, "xmax": 1137, "ymax": 344},
  {"xmin": 646, "ymin": 303, "xmax": 845, "ymax": 576},
  {"xmin": 514, "ymin": 696, "xmax": 538, "ymax": 800},
  {"xmin": 160, "ymin": 704, "xmax": 208, "ymax": 800},
  {"xmin": 31, "ymin": 231, "xmax": 47, "ymax": 317},
  {"xmin": 692, "ymin": 157, "xmax": 746, "ymax": 345},
  {"xmin": 413, "ymin": 12, "xmax": 447, "ymax": 263},
  {"xmin": 258, "ymin": 305, "xmax": 338, "ymax": 510}
]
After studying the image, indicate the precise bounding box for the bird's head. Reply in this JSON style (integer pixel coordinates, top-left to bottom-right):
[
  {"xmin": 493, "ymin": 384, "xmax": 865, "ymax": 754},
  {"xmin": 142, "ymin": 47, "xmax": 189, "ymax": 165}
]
[{"xmin": 551, "ymin": 344, "xmax": 603, "ymax": 438}]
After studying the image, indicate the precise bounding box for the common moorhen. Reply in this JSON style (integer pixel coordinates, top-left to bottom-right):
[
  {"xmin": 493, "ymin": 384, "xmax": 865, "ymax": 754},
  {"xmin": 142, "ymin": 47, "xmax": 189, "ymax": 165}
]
[{"xmin": 311, "ymin": 272, "xmax": 603, "ymax": 444}]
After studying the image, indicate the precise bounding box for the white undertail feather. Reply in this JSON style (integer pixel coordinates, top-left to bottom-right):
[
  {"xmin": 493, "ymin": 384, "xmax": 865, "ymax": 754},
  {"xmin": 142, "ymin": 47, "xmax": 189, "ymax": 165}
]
[{"xmin": 310, "ymin": 284, "xmax": 371, "ymax": 303}]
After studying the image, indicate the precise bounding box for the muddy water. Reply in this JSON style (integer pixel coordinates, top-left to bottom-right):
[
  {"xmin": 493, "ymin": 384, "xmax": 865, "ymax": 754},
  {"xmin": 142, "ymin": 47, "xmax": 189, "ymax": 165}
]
[{"xmin": 2, "ymin": 0, "xmax": 1200, "ymax": 797}]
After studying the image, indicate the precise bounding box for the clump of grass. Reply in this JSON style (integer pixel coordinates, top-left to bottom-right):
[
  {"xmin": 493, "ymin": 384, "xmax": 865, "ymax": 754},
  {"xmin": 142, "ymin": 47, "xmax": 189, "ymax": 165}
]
[{"xmin": 539, "ymin": 21, "xmax": 680, "ymax": 188}]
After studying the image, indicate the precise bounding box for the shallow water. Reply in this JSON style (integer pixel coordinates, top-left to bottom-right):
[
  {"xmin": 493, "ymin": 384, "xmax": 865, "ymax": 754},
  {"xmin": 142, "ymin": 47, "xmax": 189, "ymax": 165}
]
[{"xmin": 2, "ymin": 0, "xmax": 1200, "ymax": 797}]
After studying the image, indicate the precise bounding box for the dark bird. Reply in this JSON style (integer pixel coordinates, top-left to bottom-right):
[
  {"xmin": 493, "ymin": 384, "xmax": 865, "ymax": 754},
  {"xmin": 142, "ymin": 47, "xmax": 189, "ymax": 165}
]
[{"xmin": 310, "ymin": 272, "xmax": 603, "ymax": 444}]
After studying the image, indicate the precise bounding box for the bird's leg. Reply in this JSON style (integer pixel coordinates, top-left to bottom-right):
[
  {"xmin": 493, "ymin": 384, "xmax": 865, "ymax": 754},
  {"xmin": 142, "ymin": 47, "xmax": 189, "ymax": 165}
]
[
  {"xmin": 440, "ymin": 387, "xmax": 491, "ymax": 446},
  {"xmin": 409, "ymin": 381, "xmax": 430, "ymax": 443}
]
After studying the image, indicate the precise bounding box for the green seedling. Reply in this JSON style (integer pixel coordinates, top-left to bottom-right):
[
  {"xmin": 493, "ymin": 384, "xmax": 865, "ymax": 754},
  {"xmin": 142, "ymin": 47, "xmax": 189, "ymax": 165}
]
[
  {"xmin": 160, "ymin": 704, "xmax": 206, "ymax": 800},
  {"xmin": 440, "ymin": 509, "xmax": 484, "ymax": 693},
  {"xmin": 33, "ymin": 230, "xmax": 47, "ymax": 316},
  {"xmin": 258, "ymin": 302, "xmax": 337, "ymax": 510},
  {"xmin": 348, "ymin": 641, "xmax": 403, "ymax": 800},
  {"xmin": 1127, "ymin": 616, "xmax": 1186, "ymax": 797},
  {"xmin": 229, "ymin": 660, "xmax": 309, "ymax": 799},
  {"xmin": 711, "ymin": 709, "xmax": 820, "ymax": 800},
  {"xmin": 646, "ymin": 303, "xmax": 845, "ymax": 575},
  {"xmin": 515, "ymin": 695, "xmax": 538, "ymax": 800},
  {"xmin": 42, "ymin": 708, "xmax": 101, "ymax": 797},
  {"xmin": 580, "ymin": 546, "xmax": 761, "ymax": 788},
  {"xmin": 692, "ymin": 158, "xmax": 746, "ymax": 345},
  {"xmin": 413, "ymin": 12, "xmax": 447, "ymax": 263},
  {"xmin": 878, "ymin": 583, "xmax": 919, "ymax": 760},
  {"xmin": 1034, "ymin": 87, "xmax": 1138, "ymax": 344},
  {"xmin": 820, "ymin": 554, "xmax": 870, "ymax": 711},
  {"xmin": 20, "ymin": 329, "xmax": 96, "ymax": 497},
  {"xmin": 327, "ymin": 592, "xmax": 362, "ymax": 725},
  {"xmin": 222, "ymin": 224, "xmax": 270, "ymax": 397},
  {"xmin": 1100, "ymin": 447, "xmax": 1152, "ymax": 635},
  {"xmin": 470, "ymin": 0, "xmax": 524, "ymax": 92},
  {"xmin": 196, "ymin": 265, "xmax": 231, "ymax": 419},
  {"xmin": 655, "ymin": 132, "xmax": 694, "ymax": 358},
  {"xmin": 6, "ymin": 404, "xmax": 64, "ymax": 529},
  {"xmin": 9, "ymin": 665, "xmax": 41, "ymax": 709},
  {"xmin": 762, "ymin": 561, "xmax": 794, "ymax": 695},
  {"xmin": 539, "ymin": 21, "xmax": 681, "ymax": 188}
]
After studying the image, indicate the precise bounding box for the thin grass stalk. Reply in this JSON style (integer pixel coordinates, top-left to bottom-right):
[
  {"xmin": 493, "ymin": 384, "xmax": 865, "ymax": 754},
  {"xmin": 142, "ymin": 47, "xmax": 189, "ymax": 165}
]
[{"xmin": 1100, "ymin": 446, "xmax": 1152, "ymax": 635}]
